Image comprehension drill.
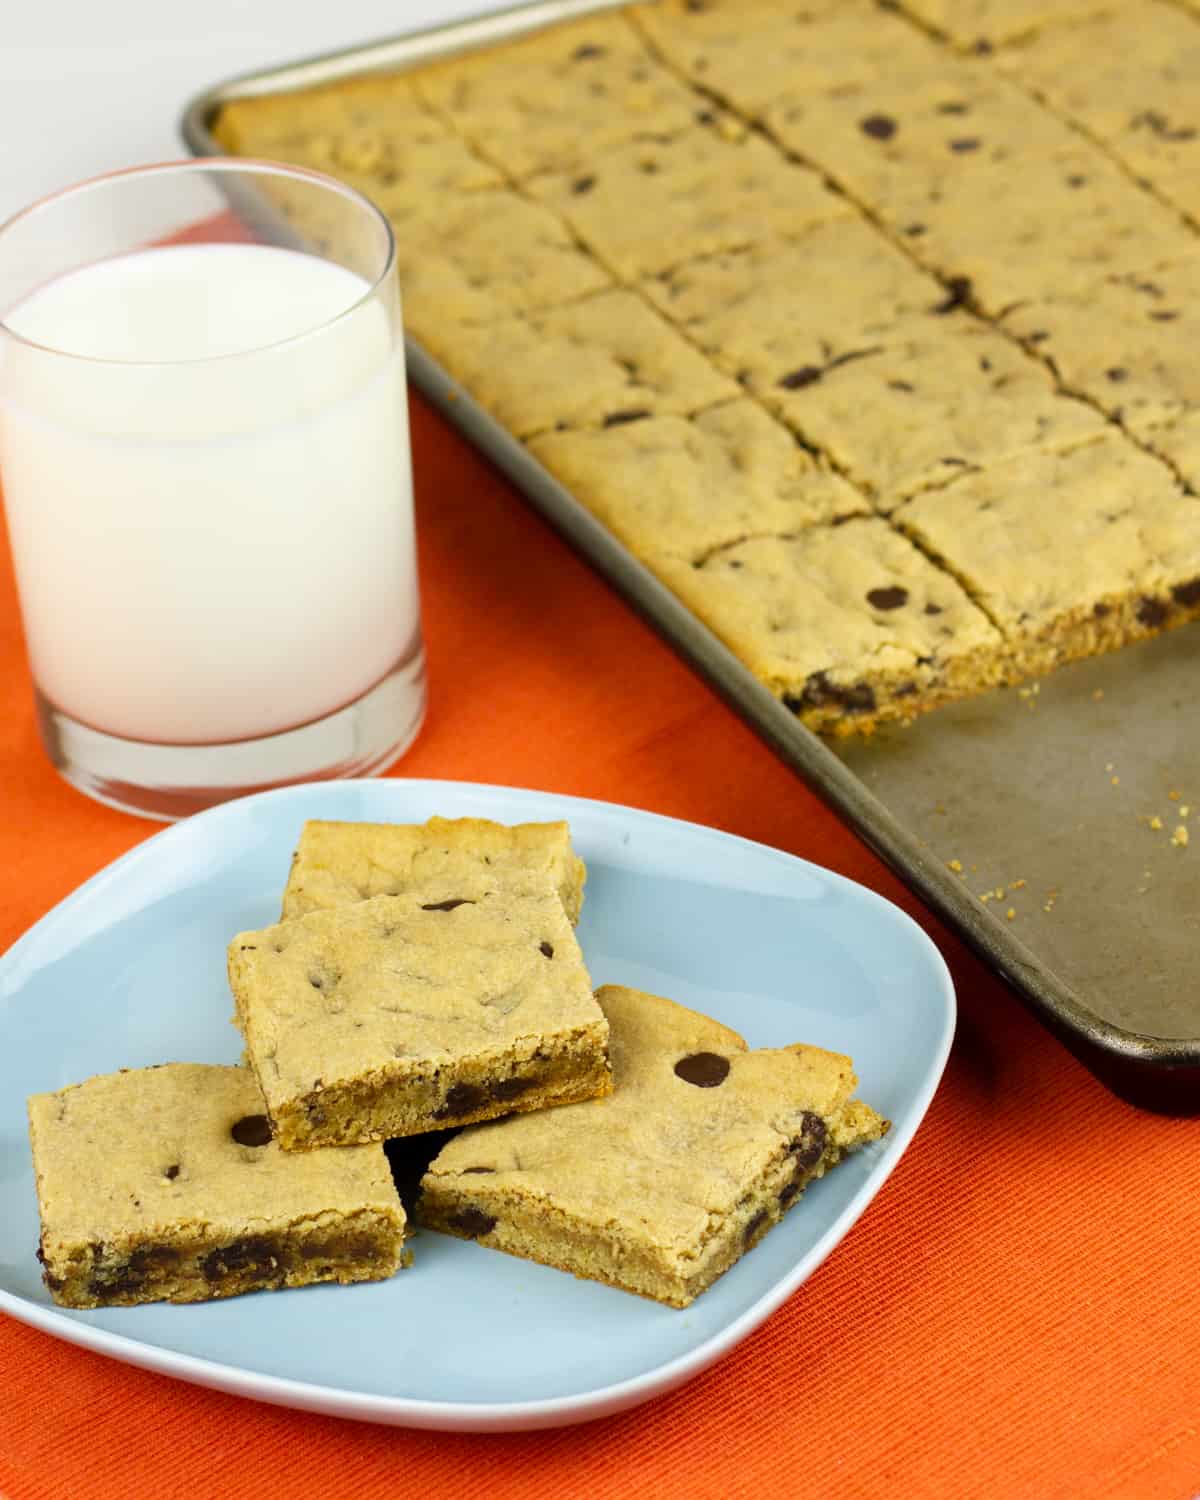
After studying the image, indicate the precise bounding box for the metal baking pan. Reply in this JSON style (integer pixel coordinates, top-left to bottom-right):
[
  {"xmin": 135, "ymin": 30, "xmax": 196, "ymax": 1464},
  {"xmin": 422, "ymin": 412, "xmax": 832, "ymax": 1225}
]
[{"xmin": 181, "ymin": 0, "xmax": 1200, "ymax": 1113}]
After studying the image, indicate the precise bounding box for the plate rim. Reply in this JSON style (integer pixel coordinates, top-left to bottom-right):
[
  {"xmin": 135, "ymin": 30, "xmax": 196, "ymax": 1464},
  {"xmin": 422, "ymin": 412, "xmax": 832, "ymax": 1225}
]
[{"xmin": 0, "ymin": 777, "xmax": 955, "ymax": 1431}]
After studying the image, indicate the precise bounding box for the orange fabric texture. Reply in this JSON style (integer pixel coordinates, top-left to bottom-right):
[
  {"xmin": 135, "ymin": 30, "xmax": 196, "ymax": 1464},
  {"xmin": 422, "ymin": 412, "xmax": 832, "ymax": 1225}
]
[{"xmin": 1, "ymin": 396, "xmax": 1198, "ymax": 1500}]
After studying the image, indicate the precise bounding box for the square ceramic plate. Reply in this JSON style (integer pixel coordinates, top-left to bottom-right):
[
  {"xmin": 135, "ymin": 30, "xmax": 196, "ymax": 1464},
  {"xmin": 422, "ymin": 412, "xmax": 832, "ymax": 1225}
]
[{"xmin": 0, "ymin": 780, "xmax": 954, "ymax": 1431}]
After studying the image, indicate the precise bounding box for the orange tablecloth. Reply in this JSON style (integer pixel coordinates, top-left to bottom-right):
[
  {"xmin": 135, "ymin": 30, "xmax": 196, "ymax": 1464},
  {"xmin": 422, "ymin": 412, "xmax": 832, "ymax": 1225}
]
[{"xmin": 1, "ymin": 395, "xmax": 1198, "ymax": 1500}]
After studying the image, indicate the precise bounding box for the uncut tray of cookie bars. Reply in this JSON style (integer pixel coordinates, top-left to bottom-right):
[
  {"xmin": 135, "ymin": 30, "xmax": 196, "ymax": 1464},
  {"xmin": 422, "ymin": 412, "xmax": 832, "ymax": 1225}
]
[{"xmin": 182, "ymin": 0, "xmax": 1200, "ymax": 1111}]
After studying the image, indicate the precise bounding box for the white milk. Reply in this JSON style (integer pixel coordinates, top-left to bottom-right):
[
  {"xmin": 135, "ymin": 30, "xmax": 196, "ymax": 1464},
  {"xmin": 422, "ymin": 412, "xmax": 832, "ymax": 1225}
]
[{"xmin": 0, "ymin": 243, "xmax": 419, "ymax": 745}]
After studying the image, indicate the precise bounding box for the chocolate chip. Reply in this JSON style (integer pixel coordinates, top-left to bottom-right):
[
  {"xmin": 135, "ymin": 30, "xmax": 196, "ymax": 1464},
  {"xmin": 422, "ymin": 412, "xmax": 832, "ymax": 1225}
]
[
  {"xmin": 491, "ymin": 1076, "xmax": 535, "ymax": 1102},
  {"xmin": 867, "ymin": 585, "xmax": 909, "ymax": 610},
  {"xmin": 462, "ymin": 1166, "xmax": 495, "ymax": 1174},
  {"xmin": 695, "ymin": 109, "xmax": 716, "ymax": 125},
  {"xmin": 895, "ymin": 682, "xmax": 917, "ymax": 697},
  {"xmin": 1172, "ymin": 576, "xmax": 1200, "ymax": 607},
  {"xmin": 1136, "ymin": 596, "xmax": 1169, "ymax": 627},
  {"xmin": 88, "ymin": 1268, "xmax": 146, "ymax": 1299},
  {"xmin": 888, "ymin": 379, "xmax": 915, "ymax": 392},
  {"xmin": 230, "ymin": 1114, "xmax": 272, "ymax": 1148},
  {"xmin": 1093, "ymin": 601, "xmax": 1111, "ymax": 618},
  {"xmin": 936, "ymin": 101, "xmax": 969, "ymax": 115},
  {"xmin": 940, "ymin": 456, "xmax": 968, "ymax": 466},
  {"xmin": 164, "ymin": 1164, "xmax": 180, "ymax": 1181},
  {"xmin": 932, "ymin": 275, "xmax": 972, "ymax": 314},
  {"xmin": 436, "ymin": 1082, "xmax": 486, "ymax": 1118},
  {"xmin": 1026, "ymin": 329, "xmax": 1050, "ymax": 343},
  {"xmin": 685, "ymin": 0, "xmax": 709, "ymax": 10},
  {"xmin": 539, "ymin": 941, "xmax": 554, "ymax": 958},
  {"xmin": 421, "ymin": 898, "xmax": 474, "ymax": 911},
  {"xmin": 572, "ymin": 43, "xmax": 605, "ymax": 59},
  {"xmin": 795, "ymin": 671, "xmax": 877, "ymax": 715},
  {"xmin": 924, "ymin": 602, "xmax": 944, "ymax": 615},
  {"xmin": 1106, "ymin": 367, "xmax": 1129, "ymax": 383},
  {"xmin": 973, "ymin": 37, "xmax": 994, "ymax": 54},
  {"xmin": 826, "ymin": 345, "xmax": 883, "ymax": 373},
  {"xmin": 743, "ymin": 1210, "xmax": 769, "ymax": 1245},
  {"xmin": 778, "ymin": 1177, "xmax": 803, "ymax": 1209},
  {"xmin": 571, "ymin": 175, "xmax": 596, "ymax": 195},
  {"xmin": 1150, "ymin": 310, "xmax": 1180, "ymax": 321},
  {"xmin": 1066, "ymin": 173, "xmax": 1088, "ymax": 188},
  {"xmin": 603, "ymin": 408, "xmax": 650, "ymax": 427},
  {"xmin": 674, "ymin": 1052, "xmax": 731, "ymax": 1087},
  {"xmin": 790, "ymin": 1111, "xmax": 828, "ymax": 1171},
  {"xmin": 1131, "ymin": 109, "xmax": 1197, "ymax": 142},
  {"xmin": 860, "ymin": 113, "xmax": 897, "ymax": 140},
  {"xmin": 905, "ymin": 223, "xmax": 927, "ymax": 237},
  {"xmin": 778, "ymin": 365, "xmax": 823, "ymax": 389},
  {"xmin": 949, "ymin": 137, "xmax": 980, "ymax": 153},
  {"xmin": 201, "ymin": 1235, "xmax": 277, "ymax": 1283},
  {"xmin": 448, "ymin": 1207, "xmax": 497, "ymax": 1238}
]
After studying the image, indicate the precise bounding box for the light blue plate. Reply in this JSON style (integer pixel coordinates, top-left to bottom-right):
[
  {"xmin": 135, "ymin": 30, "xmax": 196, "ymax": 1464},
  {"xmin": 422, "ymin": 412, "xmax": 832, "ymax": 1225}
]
[{"xmin": 0, "ymin": 780, "xmax": 954, "ymax": 1431}]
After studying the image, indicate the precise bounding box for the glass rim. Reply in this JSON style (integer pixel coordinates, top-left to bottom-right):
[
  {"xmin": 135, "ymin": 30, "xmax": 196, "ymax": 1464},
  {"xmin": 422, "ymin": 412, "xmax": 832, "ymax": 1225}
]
[{"xmin": 0, "ymin": 158, "xmax": 397, "ymax": 368}]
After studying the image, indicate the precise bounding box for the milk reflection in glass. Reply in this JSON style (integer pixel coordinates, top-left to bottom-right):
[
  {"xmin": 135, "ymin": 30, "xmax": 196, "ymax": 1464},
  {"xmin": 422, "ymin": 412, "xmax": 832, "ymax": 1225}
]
[{"xmin": 0, "ymin": 243, "xmax": 418, "ymax": 745}]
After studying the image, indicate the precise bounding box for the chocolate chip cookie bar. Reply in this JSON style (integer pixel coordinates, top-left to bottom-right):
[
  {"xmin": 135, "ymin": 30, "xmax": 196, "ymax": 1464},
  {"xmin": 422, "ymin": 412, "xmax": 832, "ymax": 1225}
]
[
  {"xmin": 652, "ymin": 516, "xmax": 1007, "ymax": 736},
  {"xmin": 27, "ymin": 1064, "xmax": 406, "ymax": 1308},
  {"xmin": 758, "ymin": 313, "xmax": 1104, "ymax": 507},
  {"xmin": 1002, "ymin": 257, "xmax": 1200, "ymax": 438},
  {"xmin": 229, "ymin": 888, "xmax": 610, "ymax": 1149},
  {"xmin": 896, "ymin": 434, "xmax": 1200, "ymax": 676},
  {"xmin": 528, "ymin": 126, "xmax": 852, "ymax": 281},
  {"xmin": 640, "ymin": 220, "xmax": 945, "ymax": 380},
  {"xmin": 765, "ymin": 63, "xmax": 1078, "ymax": 218},
  {"xmin": 412, "ymin": 10, "xmax": 702, "ymax": 181},
  {"xmin": 419, "ymin": 289, "xmax": 737, "ymax": 440},
  {"xmin": 211, "ymin": 70, "xmax": 502, "ymax": 221},
  {"xmin": 418, "ymin": 985, "xmax": 888, "ymax": 1308},
  {"xmin": 528, "ymin": 400, "xmax": 866, "ymax": 564},
  {"xmin": 282, "ymin": 815, "xmax": 586, "ymax": 923},
  {"xmin": 866, "ymin": 146, "xmax": 1194, "ymax": 314},
  {"xmin": 630, "ymin": 0, "xmax": 934, "ymax": 118},
  {"xmin": 997, "ymin": 0, "xmax": 1200, "ymax": 223}
]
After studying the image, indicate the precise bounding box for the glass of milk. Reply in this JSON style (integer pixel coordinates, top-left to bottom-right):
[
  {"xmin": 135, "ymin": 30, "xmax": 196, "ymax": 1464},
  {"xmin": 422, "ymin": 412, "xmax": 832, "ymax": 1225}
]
[{"xmin": 0, "ymin": 160, "xmax": 425, "ymax": 819}]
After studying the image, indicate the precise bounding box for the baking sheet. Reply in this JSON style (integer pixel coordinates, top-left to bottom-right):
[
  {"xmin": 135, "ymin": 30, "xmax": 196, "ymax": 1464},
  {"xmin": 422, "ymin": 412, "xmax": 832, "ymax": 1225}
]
[{"xmin": 179, "ymin": 0, "xmax": 1200, "ymax": 1111}]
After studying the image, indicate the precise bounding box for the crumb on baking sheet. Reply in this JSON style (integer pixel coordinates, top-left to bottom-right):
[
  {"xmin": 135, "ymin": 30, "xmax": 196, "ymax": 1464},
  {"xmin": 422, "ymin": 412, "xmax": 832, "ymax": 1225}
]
[
  {"xmin": 1043, "ymin": 888, "xmax": 1059, "ymax": 914},
  {"xmin": 1169, "ymin": 790, "xmax": 1181, "ymax": 801},
  {"xmin": 1171, "ymin": 826, "xmax": 1189, "ymax": 849},
  {"xmin": 1148, "ymin": 815, "xmax": 1164, "ymax": 831},
  {"xmin": 1005, "ymin": 907, "xmax": 1016, "ymax": 920},
  {"xmin": 947, "ymin": 858, "xmax": 963, "ymax": 873},
  {"xmin": 1092, "ymin": 689, "xmax": 1104, "ymax": 702}
]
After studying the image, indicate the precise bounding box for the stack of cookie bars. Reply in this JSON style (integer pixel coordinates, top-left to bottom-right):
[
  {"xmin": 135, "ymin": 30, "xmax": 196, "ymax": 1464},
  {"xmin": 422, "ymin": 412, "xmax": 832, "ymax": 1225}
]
[
  {"xmin": 212, "ymin": 0, "xmax": 1200, "ymax": 736},
  {"xmin": 28, "ymin": 818, "xmax": 887, "ymax": 1310}
]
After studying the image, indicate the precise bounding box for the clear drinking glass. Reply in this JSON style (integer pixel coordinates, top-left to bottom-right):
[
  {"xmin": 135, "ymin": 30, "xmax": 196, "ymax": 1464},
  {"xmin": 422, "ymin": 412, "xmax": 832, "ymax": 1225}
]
[{"xmin": 0, "ymin": 160, "xmax": 426, "ymax": 820}]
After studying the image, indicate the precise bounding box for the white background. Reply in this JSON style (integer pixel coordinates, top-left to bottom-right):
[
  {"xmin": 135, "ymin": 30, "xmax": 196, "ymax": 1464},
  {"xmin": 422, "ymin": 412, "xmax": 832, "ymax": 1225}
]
[{"xmin": 0, "ymin": 1, "xmax": 514, "ymax": 225}]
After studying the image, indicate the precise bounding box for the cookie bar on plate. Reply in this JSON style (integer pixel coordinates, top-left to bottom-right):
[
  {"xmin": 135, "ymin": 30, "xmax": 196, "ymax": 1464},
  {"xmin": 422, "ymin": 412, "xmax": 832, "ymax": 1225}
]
[
  {"xmin": 282, "ymin": 815, "xmax": 587, "ymax": 923},
  {"xmin": 229, "ymin": 888, "xmax": 610, "ymax": 1149},
  {"xmin": 27, "ymin": 1064, "xmax": 406, "ymax": 1308},
  {"xmin": 418, "ymin": 985, "xmax": 887, "ymax": 1308}
]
